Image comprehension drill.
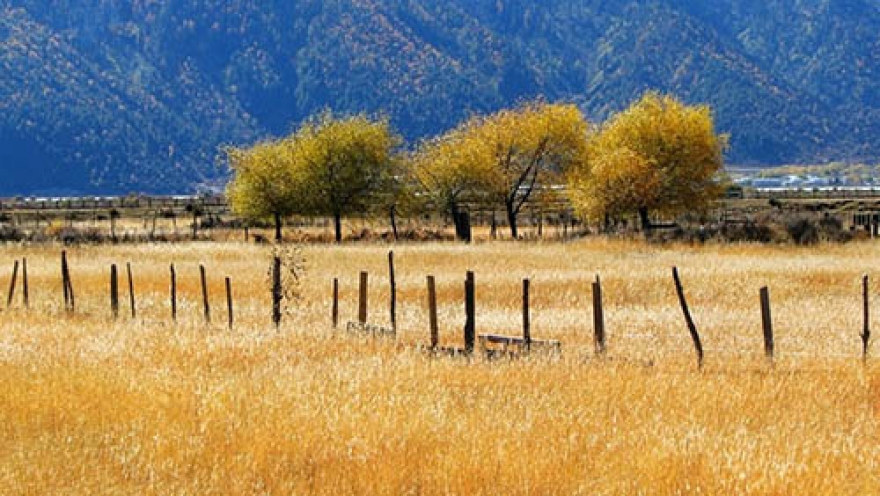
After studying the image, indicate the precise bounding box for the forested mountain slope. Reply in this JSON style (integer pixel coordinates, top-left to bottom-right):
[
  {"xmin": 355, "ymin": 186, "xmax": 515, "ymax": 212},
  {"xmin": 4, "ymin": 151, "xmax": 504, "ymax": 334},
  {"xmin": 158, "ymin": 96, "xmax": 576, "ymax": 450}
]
[{"xmin": 1, "ymin": 0, "xmax": 877, "ymax": 194}]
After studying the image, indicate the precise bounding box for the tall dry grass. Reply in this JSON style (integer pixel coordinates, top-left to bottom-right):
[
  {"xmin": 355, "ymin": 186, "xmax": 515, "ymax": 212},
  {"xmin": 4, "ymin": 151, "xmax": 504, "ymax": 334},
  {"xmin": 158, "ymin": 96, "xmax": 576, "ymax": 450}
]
[{"xmin": 0, "ymin": 240, "xmax": 878, "ymax": 494}]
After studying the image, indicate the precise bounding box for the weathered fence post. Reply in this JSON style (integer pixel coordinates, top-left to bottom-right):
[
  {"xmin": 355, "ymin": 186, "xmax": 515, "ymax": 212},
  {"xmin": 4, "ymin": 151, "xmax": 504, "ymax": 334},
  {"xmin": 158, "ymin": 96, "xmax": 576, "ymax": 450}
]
[
  {"xmin": 523, "ymin": 278, "xmax": 531, "ymax": 352},
  {"xmin": 226, "ymin": 277, "xmax": 233, "ymax": 330},
  {"xmin": 760, "ymin": 287, "xmax": 774, "ymax": 363},
  {"xmin": 332, "ymin": 278, "xmax": 339, "ymax": 328},
  {"xmin": 127, "ymin": 263, "xmax": 136, "ymax": 319},
  {"xmin": 389, "ymin": 251, "xmax": 397, "ymax": 332},
  {"xmin": 358, "ymin": 271, "xmax": 368, "ymax": 325},
  {"xmin": 170, "ymin": 264, "xmax": 177, "ymax": 322},
  {"xmin": 61, "ymin": 251, "xmax": 74, "ymax": 313},
  {"xmin": 863, "ymin": 275, "xmax": 871, "ymax": 361},
  {"xmin": 427, "ymin": 275, "xmax": 438, "ymax": 349},
  {"xmin": 592, "ymin": 275, "xmax": 606, "ymax": 357},
  {"xmin": 272, "ymin": 256, "xmax": 282, "ymax": 329},
  {"xmin": 7, "ymin": 260, "xmax": 19, "ymax": 308},
  {"xmin": 672, "ymin": 267, "xmax": 704, "ymax": 369},
  {"xmin": 110, "ymin": 264, "xmax": 119, "ymax": 319},
  {"xmin": 200, "ymin": 264, "xmax": 210, "ymax": 324},
  {"xmin": 464, "ymin": 271, "xmax": 475, "ymax": 354},
  {"xmin": 21, "ymin": 258, "xmax": 28, "ymax": 309}
]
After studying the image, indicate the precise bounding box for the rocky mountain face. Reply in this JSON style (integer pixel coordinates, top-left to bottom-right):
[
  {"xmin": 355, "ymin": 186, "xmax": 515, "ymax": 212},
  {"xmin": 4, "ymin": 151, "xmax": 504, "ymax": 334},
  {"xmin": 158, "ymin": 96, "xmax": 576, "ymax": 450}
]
[{"xmin": 1, "ymin": 0, "xmax": 877, "ymax": 194}]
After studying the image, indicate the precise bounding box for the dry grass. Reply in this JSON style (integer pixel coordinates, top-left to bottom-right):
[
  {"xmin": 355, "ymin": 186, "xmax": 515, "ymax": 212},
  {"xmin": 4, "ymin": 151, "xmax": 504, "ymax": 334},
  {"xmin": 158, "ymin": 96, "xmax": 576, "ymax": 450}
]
[{"xmin": 0, "ymin": 240, "xmax": 878, "ymax": 495}]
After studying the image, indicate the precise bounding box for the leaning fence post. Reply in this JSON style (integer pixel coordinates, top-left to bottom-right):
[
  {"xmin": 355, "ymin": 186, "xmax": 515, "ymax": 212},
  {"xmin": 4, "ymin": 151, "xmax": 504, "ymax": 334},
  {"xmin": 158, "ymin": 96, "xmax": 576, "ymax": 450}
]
[
  {"xmin": 523, "ymin": 279, "xmax": 531, "ymax": 352},
  {"xmin": 332, "ymin": 278, "xmax": 339, "ymax": 328},
  {"xmin": 760, "ymin": 287, "xmax": 774, "ymax": 363},
  {"xmin": 863, "ymin": 275, "xmax": 871, "ymax": 361},
  {"xmin": 389, "ymin": 251, "xmax": 397, "ymax": 333},
  {"xmin": 61, "ymin": 251, "xmax": 74, "ymax": 313},
  {"xmin": 127, "ymin": 263, "xmax": 136, "ymax": 319},
  {"xmin": 272, "ymin": 256, "xmax": 282, "ymax": 328},
  {"xmin": 7, "ymin": 260, "xmax": 19, "ymax": 308},
  {"xmin": 464, "ymin": 271, "xmax": 475, "ymax": 354},
  {"xmin": 170, "ymin": 264, "xmax": 177, "ymax": 322},
  {"xmin": 110, "ymin": 264, "xmax": 119, "ymax": 319},
  {"xmin": 226, "ymin": 277, "xmax": 234, "ymax": 330},
  {"xmin": 358, "ymin": 271, "xmax": 368, "ymax": 325},
  {"xmin": 200, "ymin": 264, "xmax": 210, "ymax": 324},
  {"xmin": 672, "ymin": 267, "xmax": 704, "ymax": 369},
  {"xmin": 592, "ymin": 275, "xmax": 606, "ymax": 357},
  {"xmin": 21, "ymin": 258, "xmax": 28, "ymax": 309},
  {"xmin": 427, "ymin": 276, "xmax": 439, "ymax": 349},
  {"xmin": 62, "ymin": 252, "xmax": 69, "ymax": 310}
]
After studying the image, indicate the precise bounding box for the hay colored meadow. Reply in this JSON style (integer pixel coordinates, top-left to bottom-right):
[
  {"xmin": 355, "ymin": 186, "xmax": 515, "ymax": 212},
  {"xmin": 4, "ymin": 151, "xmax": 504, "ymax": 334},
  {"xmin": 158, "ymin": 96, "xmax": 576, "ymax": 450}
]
[{"xmin": 1, "ymin": 240, "xmax": 878, "ymax": 494}]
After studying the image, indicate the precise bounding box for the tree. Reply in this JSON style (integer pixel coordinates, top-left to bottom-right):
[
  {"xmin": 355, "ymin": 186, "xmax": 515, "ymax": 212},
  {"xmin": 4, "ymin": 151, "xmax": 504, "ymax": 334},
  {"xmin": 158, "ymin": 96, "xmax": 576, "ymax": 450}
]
[
  {"xmin": 567, "ymin": 92, "xmax": 728, "ymax": 233},
  {"xmin": 226, "ymin": 139, "xmax": 306, "ymax": 242},
  {"xmin": 474, "ymin": 102, "xmax": 588, "ymax": 238},
  {"xmin": 411, "ymin": 128, "xmax": 496, "ymax": 241},
  {"xmin": 294, "ymin": 113, "xmax": 401, "ymax": 243}
]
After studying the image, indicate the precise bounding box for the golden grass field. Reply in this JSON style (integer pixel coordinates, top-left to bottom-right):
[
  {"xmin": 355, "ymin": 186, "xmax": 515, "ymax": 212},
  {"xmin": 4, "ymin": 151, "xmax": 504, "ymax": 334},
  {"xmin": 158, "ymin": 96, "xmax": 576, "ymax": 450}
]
[{"xmin": 0, "ymin": 239, "xmax": 878, "ymax": 494}]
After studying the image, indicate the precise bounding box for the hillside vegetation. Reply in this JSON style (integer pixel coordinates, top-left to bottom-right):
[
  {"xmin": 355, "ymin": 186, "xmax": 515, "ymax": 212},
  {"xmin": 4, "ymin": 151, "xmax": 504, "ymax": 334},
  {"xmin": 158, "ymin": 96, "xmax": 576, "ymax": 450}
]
[{"xmin": 1, "ymin": 0, "xmax": 878, "ymax": 193}]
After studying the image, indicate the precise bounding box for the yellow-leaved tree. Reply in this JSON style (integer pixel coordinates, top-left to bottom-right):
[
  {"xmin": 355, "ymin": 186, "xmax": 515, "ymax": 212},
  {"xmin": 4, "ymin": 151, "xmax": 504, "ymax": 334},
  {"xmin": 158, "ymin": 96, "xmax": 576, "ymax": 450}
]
[
  {"xmin": 478, "ymin": 102, "xmax": 589, "ymax": 238},
  {"xmin": 226, "ymin": 138, "xmax": 309, "ymax": 242},
  {"xmin": 411, "ymin": 127, "xmax": 497, "ymax": 240},
  {"xmin": 293, "ymin": 113, "xmax": 401, "ymax": 243},
  {"xmin": 416, "ymin": 101, "xmax": 588, "ymax": 239},
  {"xmin": 227, "ymin": 112, "xmax": 401, "ymax": 243},
  {"xmin": 567, "ymin": 92, "xmax": 728, "ymax": 232}
]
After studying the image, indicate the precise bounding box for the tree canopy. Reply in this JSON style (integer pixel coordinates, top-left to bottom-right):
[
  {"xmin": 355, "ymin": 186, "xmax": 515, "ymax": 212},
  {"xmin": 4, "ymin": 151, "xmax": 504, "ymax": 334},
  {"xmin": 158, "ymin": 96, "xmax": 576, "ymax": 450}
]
[
  {"xmin": 413, "ymin": 101, "xmax": 588, "ymax": 238},
  {"xmin": 226, "ymin": 138, "xmax": 308, "ymax": 242},
  {"xmin": 228, "ymin": 112, "xmax": 400, "ymax": 243},
  {"xmin": 567, "ymin": 92, "xmax": 728, "ymax": 232}
]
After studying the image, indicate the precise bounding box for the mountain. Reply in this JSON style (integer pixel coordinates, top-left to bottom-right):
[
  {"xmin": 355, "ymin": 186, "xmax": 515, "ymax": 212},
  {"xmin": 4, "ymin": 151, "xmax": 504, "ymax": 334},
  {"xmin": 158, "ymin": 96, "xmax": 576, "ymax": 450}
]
[{"xmin": 1, "ymin": 0, "xmax": 878, "ymax": 194}]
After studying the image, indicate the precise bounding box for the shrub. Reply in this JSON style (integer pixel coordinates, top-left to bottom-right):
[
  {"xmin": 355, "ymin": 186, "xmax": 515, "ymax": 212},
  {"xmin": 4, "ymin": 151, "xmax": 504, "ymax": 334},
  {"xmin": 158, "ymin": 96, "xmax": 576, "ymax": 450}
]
[{"xmin": 785, "ymin": 217, "xmax": 819, "ymax": 245}]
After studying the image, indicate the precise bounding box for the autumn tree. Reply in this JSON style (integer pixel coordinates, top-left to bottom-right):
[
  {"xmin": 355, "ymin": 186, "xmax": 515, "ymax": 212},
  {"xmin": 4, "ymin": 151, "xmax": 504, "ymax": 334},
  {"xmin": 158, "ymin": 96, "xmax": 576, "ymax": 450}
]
[
  {"xmin": 412, "ymin": 128, "xmax": 496, "ymax": 241},
  {"xmin": 293, "ymin": 113, "xmax": 401, "ymax": 243},
  {"xmin": 475, "ymin": 102, "xmax": 589, "ymax": 239},
  {"xmin": 567, "ymin": 93, "xmax": 728, "ymax": 233},
  {"xmin": 226, "ymin": 139, "xmax": 306, "ymax": 242}
]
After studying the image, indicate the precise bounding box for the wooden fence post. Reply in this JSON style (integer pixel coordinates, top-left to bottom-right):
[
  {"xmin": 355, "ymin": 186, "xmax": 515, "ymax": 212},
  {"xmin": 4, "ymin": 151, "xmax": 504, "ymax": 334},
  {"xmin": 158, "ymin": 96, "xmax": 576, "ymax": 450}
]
[
  {"xmin": 523, "ymin": 279, "xmax": 531, "ymax": 352},
  {"xmin": 332, "ymin": 278, "xmax": 339, "ymax": 328},
  {"xmin": 389, "ymin": 251, "xmax": 397, "ymax": 332},
  {"xmin": 592, "ymin": 275, "xmax": 606, "ymax": 357},
  {"xmin": 127, "ymin": 263, "xmax": 136, "ymax": 319},
  {"xmin": 62, "ymin": 251, "xmax": 69, "ymax": 311},
  {"xmin": 170, "ymin": 264, "xmax": 177, "ymax": 322},
  {"xmin": 110, "ymin": 264, "xmax": 119, "ymax": 319},
  {"xmin": 226, "ymin": 277, "xmax": 233, "ymax": 330},
  {"xmin": 21, "ymin": 258, "xmax": 28, "ymax": 309},
  {"xmin": 427, "ymin": 275, "xmax": 438, "ymax": 349},
  {"xmin": 464, "ymin": 271, "xmax": 475, "ymax": 354},
  {"xmin": 672, "ymin": 267, "xmax": 704, "ymax": 369},
  {"xmin": 863, "ymin": 275, "xmax": 871, "ymax": 361},
  {"xmin": 272, "ymin": 256, "xmax": 282, "ymax": 328},
  {"xmin": 200, "ymin": 264, "xmax": 210, "ymax": 324},
  {"xmin": 760, "ymin": 287, "xmax": 774, "ymax": 363},
  {"xmin": 7, "ymin": 260, "xmax": 19, "ymax": 308},
  {"xmin": 358, "ymin": 271, "xmax": 368, "ymax": 324},
  {"xmin": 61, "ymin": 251, "xmax": 74, "ymax": 313}
]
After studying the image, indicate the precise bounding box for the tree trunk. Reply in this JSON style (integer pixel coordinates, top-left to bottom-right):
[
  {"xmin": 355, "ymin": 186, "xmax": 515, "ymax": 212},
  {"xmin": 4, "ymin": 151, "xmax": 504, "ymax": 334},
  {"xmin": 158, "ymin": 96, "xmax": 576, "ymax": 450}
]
[
  {"xmin": 274, "ymin": 213, "xmax": 283, "ymax": 243},
  {"xmin": 389, "ymin": 206, "xmax": 399, "ymax": 241},
  {"xmin": 638, "ymin": 207, "xmax": 651, "ymax": 235},
  {"xmin": 506, "ymin": 202, "xmax": 519, "ymax": 239},
  {"xmin": 334, "ymin": 212, "xmax": 343, "ymax": 244}
]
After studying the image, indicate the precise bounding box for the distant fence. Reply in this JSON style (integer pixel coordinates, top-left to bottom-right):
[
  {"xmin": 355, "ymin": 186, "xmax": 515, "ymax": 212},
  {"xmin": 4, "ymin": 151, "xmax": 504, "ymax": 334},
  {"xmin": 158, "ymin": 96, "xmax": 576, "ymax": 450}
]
[{"xmin": 0, "ymin": 194, "xmax": 227, "ymax": 212}]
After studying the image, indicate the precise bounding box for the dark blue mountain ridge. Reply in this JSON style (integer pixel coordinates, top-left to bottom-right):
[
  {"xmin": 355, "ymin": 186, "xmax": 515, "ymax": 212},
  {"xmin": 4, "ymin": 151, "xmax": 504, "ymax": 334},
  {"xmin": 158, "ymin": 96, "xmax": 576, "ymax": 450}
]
[{"xmin": 0, "ymin": 0, "xmax": 877, "ymax": 194}]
